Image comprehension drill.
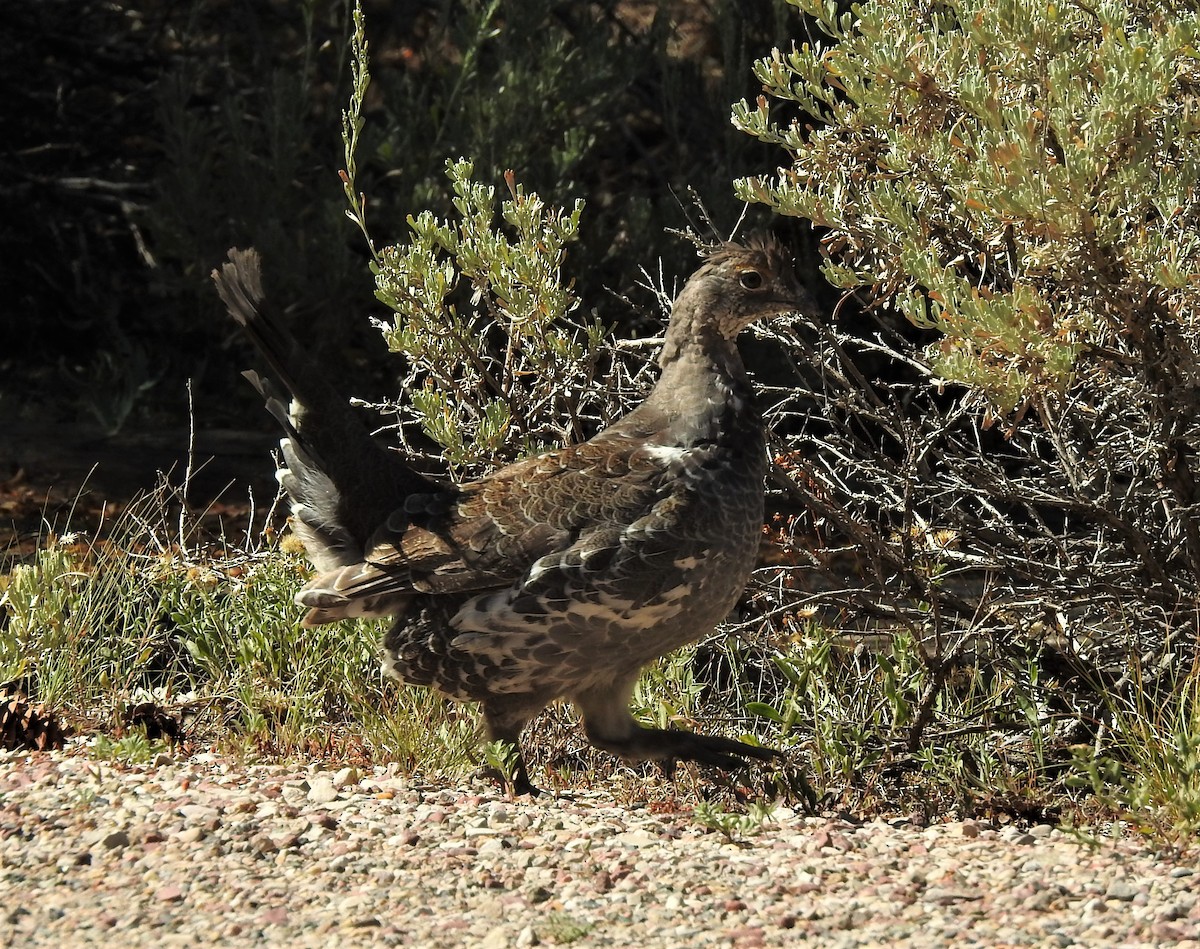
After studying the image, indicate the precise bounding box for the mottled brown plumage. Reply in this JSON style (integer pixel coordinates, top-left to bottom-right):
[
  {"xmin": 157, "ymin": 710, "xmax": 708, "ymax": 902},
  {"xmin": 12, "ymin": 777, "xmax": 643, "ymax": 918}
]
[{"xmin": 213, "ymin": 238, "xmax": 809, "ymax": 793}]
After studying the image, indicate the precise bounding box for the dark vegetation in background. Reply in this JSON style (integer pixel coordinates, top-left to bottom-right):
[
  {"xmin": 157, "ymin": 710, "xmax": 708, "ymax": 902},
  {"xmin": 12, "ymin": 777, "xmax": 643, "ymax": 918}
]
[{"xmin": 0, "ymin": 0, "xmax": 818, "ymax": 437}]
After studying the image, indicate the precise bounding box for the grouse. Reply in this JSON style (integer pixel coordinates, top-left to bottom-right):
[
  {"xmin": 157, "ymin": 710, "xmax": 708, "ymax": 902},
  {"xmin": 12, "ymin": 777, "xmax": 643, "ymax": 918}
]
[{"xmin": 213, "ymin": 237, "xmax": 808, "ymax": 793}]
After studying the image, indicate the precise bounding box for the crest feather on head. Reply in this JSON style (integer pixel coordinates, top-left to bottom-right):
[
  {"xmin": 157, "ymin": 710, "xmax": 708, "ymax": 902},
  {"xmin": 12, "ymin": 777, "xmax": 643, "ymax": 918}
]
[{"xmin": 700, "ymin": 233, "xmax": 793, "ymax": 275}]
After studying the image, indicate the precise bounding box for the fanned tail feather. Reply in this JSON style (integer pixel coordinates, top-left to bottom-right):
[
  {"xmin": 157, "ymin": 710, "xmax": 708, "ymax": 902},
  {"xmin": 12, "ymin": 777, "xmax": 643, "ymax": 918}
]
[{"xmin": 211, "ymin": 247, "xmax": 440, "ymax": 582}]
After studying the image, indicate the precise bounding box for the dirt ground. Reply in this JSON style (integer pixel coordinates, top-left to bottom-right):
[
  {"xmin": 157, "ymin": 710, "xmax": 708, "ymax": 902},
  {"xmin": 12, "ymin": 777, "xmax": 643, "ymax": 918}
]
[{"xmin": 0, "ymin": 418, "xmax": 278, "ymax": 559}]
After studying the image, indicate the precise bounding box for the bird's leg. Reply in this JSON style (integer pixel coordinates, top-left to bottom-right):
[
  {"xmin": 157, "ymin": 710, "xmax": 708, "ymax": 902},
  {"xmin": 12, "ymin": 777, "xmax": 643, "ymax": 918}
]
[
  {"xmin": 574, "ymin": 684, "xmax": 782, "ymax": 773},
  {"xmin": 481, "ymin": 702, "xmax": 541, "ymax": 796}
]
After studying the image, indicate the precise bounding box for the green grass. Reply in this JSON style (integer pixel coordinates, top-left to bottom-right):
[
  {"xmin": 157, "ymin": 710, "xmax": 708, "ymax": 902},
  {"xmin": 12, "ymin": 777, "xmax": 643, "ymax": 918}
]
[
  {"xmin": 1069, "ymin": 662, "xmax": 1200, "ymax": 839},
  {"xmin": 0, "ymin": 482, "xmax": 473, "ymax": 775}
]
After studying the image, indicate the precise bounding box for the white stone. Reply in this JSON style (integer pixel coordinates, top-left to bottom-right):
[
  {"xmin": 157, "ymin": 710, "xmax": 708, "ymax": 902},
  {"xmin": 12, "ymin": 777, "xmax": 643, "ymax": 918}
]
[{"xmin": 307, "ymin": 777, "xmax": 339, "ymax": 804}]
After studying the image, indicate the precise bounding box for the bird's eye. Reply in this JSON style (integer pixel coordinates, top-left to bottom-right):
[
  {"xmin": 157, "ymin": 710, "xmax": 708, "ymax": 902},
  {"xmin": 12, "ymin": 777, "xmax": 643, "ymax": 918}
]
[{"xmin": 739, "ymin": 270, "xmax": 764, "ymax": 290}]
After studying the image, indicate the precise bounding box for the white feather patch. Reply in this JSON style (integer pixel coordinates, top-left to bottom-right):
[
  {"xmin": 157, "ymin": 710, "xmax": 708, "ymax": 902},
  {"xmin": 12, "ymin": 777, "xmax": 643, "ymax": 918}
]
[{"xmin": 639, "ymin": 444, "xmax": 687, "ymax": 464}]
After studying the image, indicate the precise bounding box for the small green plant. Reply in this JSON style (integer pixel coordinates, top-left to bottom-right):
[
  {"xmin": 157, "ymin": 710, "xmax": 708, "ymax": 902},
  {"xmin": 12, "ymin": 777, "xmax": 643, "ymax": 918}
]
[
  {"xmin": 542, "ymin": 912, "xmax": 595, "ymax": 944},
  {"xmin": 693, "ymin": 800, "xmax": 776, "ymax": 844},
  {"xmin": 1, "ymin": 541, "xmax": 86, "ymax": 685},
  {"xmin": 90, "ymin": 731, "xmax": 170, "ymax": 766},
  {"xmin": 339, "ymin": 4, "xmax": 616, "ymax": 474},
  {"xmin": 482, "ymin": 738, "xmax": 523, "ymax": 792},
  {"xmin": 339, "ymin": 0, "xmax": 376, "ymax": 261},
  {"xmin": 370, "ymin": 158, "xmax": 611, "ymax": 473},
  {"xmin": 356, "ymin": 687, "xmax": 479, "ymax": 778},
  {"xmin": 633, "ymin": 644, "xmax": 706, "ymax": 729},
  {"xmin": 0, "ymin": 482, "xmax": 476, "ymax": 769},
  {"xmin": 338, "ymin": 0, "xmax": 836, "ymax": 488},
  {"xmin": 739, "ymin": 618, "xmax": 1057, "ymax": 814}
]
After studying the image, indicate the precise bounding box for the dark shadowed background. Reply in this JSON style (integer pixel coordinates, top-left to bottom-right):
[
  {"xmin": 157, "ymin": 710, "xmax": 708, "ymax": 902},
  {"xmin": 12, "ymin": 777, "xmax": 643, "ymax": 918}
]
[{"xmin": 0, "ymin": 0, "xmax": 823, "ymax": 550}]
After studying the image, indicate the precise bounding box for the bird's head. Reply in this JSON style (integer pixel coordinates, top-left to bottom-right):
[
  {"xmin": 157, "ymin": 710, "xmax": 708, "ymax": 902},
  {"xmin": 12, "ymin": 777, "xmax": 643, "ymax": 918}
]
[
  {"xmin": 685, "ymin": 234, "xmax": 810, "ymax": 338},
  {"xmin": 659, "ymin": 235, "xmax": 812, "ymax": 368}
]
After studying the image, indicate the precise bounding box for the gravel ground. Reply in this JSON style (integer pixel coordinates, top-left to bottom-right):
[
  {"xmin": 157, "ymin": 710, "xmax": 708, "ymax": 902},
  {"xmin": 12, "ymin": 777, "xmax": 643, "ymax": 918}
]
[{"xmin": 2, "ymin": 748, "xmax": 1198, "ymax": 948}]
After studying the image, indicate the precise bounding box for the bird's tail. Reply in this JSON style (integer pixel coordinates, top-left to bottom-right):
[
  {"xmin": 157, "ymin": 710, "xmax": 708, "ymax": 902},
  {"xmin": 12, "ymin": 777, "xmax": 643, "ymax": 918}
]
[{"xmin": 211, "ymin": 247, "xmax": 435, "ymax": 574}]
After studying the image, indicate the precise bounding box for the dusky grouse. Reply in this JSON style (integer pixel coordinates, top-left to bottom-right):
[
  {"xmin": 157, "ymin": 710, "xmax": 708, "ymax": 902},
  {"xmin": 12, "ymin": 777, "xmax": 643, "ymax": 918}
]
[{"xmin": 213, "ymin": 237, "xmax": 808, "ymax": 793}]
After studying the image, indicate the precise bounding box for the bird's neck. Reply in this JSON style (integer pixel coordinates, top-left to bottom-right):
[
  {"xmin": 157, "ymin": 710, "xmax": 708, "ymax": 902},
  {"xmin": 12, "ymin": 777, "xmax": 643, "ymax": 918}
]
[{"xmin": 635, "ymin": 319, "xmax": 759, "ymax": 448}]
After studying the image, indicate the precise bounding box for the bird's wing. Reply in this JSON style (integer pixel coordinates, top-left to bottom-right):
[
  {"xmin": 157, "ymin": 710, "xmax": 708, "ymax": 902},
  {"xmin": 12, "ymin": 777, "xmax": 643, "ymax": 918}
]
[
  {"xmin": 295, "ymin": 432, "xmax": 679, "ymax": 619},
  {"xmin": 445, "ymin": 442, "xmax": 748, "ymax": 695}
]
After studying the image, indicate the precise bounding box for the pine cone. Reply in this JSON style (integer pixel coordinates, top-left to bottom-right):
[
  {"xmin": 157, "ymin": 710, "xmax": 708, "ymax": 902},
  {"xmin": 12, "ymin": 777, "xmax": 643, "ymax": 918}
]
[{"xmin": 0, "ymin": 692, "xmax": 67, "ymax": 751}]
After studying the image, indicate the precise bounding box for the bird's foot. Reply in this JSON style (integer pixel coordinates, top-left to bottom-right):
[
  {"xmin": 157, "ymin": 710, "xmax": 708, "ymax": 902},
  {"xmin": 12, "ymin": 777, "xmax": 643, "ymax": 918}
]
[
  {"xmin": 608, "ymin": 727, "xmax": 782, "ymax": 772},
  {"xmin": 475, "ymin": 762, "xmax": 540, "ymax": 797}
]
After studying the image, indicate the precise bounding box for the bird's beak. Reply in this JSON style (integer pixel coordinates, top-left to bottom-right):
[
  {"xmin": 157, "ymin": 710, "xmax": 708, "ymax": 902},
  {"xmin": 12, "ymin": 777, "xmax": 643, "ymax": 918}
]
[{"xmin": 772, "ymin": 291, "xmax": 812, "ymax": 316}]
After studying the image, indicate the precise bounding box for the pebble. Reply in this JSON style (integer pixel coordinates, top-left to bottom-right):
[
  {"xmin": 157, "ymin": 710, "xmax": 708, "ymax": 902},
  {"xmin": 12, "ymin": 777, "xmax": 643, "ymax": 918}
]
[
  {"xmin": 306, "ymin": 776, "xmax": 339, "ymax": 804},
  {"xmin": 99, "ymin": 830, "xmax": 130, "ymax": 850},
  {"xmin": 154, "ymin": 885, "xmax": 184, "ymax": 903},
  {"xmin": 0, "ymin": 749, "xmax": 1197, "ymax": 948},
  {"xmin": 1105, "ymin": 879, "xmax": 1140, "ymax": 901},
  {"xmin": 480, "ymin": 928, "xmax": 509, "ymax": 949}
]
